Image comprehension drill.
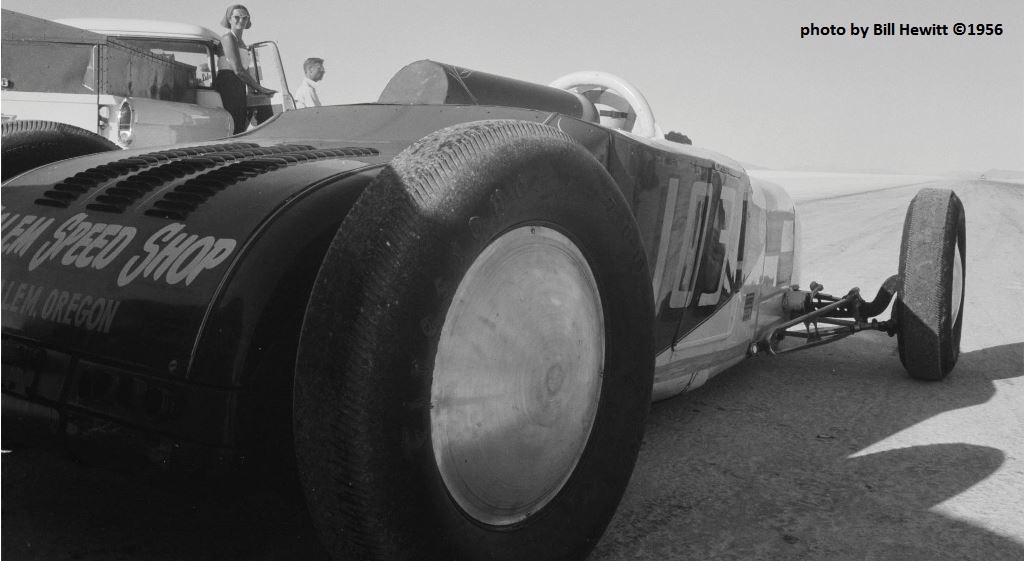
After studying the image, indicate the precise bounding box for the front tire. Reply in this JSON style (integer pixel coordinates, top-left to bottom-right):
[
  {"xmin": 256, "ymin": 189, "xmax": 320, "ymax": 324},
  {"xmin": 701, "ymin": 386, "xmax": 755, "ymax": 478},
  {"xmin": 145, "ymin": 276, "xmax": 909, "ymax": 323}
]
[
  {"xmin": 2, "ymin": 120, "xmax": 118, "ymax": 181},
  {"xmin": 294, "ymin": 120, "xmax": 654, "ymax": 561},
  {"xmin": 896, "ymin": 188, "xmax": 966, "ymax": 380}
]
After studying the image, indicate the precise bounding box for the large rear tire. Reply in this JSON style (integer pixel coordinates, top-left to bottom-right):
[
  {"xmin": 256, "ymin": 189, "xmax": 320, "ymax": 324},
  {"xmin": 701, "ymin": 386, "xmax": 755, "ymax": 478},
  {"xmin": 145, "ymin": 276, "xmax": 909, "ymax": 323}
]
[
  {"xmin": 896, "ymin": 188, "xmax": 966, "ymax": 380},
  {"xmin": 294, "ymin": 120, "xmax": 654, "ymax": 561},
  {"xmin": 2, "ymin": 120, "xmax": 118, "ymax": 182}
]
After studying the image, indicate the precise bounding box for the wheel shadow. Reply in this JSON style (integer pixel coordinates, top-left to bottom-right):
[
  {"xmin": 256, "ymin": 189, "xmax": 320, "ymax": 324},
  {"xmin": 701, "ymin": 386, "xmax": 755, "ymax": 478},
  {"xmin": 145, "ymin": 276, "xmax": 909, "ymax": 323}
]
[
  {"xmin": 593, "ymin": 336, "xmax": 1024, "ymax": 560},
  {"xmin": 2, "ymin": 427, "xmax": 329, "ymax": 561},
  {"xmin": 2, "ymin": 339, "xmax": 1021, "ymax": 561}
]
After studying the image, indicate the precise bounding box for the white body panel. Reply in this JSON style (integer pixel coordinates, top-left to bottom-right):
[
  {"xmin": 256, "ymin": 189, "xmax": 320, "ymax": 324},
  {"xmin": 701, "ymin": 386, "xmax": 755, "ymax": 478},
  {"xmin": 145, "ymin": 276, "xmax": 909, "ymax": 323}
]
[
  {"xmin": 1, "ymin": 92, "xmax": 99, "ymax": 133},
  {"xmin": 651, "ymin": 173, "xmax": 799, "ymax": 401},
  {"xmin": 119, "ymin": 95, "xmax": 233, "ymax": 147},
  {"xmin": 1, "ymin": 91, "xmax": 233, "ymax": 148}
]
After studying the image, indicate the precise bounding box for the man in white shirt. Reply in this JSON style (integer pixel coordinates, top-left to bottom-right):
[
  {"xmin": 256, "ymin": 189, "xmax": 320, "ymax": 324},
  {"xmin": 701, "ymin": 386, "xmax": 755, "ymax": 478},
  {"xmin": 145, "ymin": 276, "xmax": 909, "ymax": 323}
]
[{"xmin": 294, "ymin": 58, "xmax": 325, "ymax": 108}]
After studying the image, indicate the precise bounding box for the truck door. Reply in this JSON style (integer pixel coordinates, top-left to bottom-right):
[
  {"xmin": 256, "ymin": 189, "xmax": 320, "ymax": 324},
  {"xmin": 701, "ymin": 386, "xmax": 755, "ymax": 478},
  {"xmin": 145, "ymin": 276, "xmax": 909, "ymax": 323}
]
[{"xmin": 249, "ymin": 41, "xmax": 295, "ymax": 115}]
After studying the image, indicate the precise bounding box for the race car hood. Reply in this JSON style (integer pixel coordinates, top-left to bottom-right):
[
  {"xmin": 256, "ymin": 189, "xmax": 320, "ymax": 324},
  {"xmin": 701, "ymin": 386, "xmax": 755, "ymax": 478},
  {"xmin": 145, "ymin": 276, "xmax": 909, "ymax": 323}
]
[
  {"xmin": 2, "ymin": 140, "xmax": 383, "ymax": 376},
  {"xmin": 2, "ymin": 101, "xmax": 608, "ymax": 380}
]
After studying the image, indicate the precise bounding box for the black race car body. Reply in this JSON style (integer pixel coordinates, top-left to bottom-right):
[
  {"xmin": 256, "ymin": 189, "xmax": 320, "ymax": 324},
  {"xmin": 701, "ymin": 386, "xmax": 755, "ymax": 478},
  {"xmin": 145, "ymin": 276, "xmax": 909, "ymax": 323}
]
[
  {"xmin": 2, "ymin": 60, "xmax": 968, "ymax": 561},
  {"xmin": 2, "ymin": 61, "xmax": 798, "ymax": 459}
]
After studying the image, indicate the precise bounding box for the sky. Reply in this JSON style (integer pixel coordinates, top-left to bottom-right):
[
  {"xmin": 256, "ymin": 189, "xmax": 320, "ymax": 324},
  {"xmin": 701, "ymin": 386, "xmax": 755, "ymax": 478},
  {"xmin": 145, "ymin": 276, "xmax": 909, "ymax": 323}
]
[{"xmin": 3, "ymin": 0, "xmax": 1022, "ymax": 174}]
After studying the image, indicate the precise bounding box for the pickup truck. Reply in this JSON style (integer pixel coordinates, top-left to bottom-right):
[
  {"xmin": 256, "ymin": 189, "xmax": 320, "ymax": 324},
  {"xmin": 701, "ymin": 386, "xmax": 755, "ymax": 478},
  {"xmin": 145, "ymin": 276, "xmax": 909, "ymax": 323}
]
[{"xmin": 1, "ymin": 9, "xmax": 292, "ymax": 179}]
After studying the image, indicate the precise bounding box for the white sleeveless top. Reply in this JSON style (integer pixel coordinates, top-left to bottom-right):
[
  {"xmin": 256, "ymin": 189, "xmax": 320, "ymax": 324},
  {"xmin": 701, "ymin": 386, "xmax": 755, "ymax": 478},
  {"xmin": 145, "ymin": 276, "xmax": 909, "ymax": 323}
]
[{"xmin": 218, "ymin": 40, "xmax": 255, "ymax": 78}]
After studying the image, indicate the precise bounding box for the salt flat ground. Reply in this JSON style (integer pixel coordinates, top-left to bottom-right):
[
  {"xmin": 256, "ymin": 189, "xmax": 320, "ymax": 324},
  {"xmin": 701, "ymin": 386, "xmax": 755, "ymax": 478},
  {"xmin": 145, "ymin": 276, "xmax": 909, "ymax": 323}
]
[
  {"xmin": 2, "ymin": 174, "xmax": 1022, "ymax": 561},
  {"xmin": 593, "ymin": 175, "xmax": 1024, "ymax": 561}
]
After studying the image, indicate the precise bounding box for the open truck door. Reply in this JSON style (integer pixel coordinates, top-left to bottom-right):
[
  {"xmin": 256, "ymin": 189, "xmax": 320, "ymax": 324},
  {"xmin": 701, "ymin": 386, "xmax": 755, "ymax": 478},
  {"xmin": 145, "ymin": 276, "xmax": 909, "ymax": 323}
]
[{"xmin": 249, "ymin": 40, "xmax": 295, "ymax": 116}]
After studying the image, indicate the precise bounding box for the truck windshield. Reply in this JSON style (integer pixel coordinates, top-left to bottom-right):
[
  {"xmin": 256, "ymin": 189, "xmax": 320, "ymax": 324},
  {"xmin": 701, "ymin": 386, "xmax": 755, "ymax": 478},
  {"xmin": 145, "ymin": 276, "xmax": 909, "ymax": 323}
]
[{"xmin": 114, "ymin": 38, "xmax": 215, "ymax": 87}]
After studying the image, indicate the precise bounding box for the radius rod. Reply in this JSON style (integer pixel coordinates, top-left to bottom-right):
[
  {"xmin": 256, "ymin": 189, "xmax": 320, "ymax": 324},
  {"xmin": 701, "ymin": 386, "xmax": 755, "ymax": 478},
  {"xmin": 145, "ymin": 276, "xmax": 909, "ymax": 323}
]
[{"xmin": 761, "ymin": 275, "xmax": 900, "ymax": 355}]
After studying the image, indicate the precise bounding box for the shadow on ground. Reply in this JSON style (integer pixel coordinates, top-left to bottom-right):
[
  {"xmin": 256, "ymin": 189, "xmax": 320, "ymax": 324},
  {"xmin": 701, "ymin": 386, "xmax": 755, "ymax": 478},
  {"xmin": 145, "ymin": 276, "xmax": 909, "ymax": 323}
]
[
  {"xmin": 2, "ymin": 338, "xmax": 1021, "ymax": 560},
  {"xmin": 593, "ymin": 337, "xmax": 1024, "ymax": 561}
]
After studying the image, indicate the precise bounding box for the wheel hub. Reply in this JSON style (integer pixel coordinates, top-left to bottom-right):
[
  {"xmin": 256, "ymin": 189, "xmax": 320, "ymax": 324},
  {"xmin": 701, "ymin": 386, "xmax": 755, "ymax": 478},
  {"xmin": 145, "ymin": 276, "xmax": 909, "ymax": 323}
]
[{"xmin": 431, "ymin": 226, "xmax": 605, "ymax": 526}]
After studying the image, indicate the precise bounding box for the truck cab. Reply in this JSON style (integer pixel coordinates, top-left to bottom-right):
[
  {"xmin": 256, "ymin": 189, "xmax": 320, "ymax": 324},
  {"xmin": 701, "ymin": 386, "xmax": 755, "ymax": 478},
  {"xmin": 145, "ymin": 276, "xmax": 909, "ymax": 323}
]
[
  {"xmin": 1, "ymin": 10, "xmax": 292, "ymax": 149},
  {"xmin": 57, "ymin": 18, "xmax": 297, "ymax": 126}
]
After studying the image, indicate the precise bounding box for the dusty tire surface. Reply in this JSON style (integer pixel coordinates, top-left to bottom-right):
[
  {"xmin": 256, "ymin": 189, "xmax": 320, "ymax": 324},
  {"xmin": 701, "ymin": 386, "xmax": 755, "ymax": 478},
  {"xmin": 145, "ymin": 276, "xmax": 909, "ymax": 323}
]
[
  {"xmin": 1, "ymin": 120, "xmax": 119, "ymax": 181},
  {"xmin": 294, "ymin": 120, "xmax": 655, "ymax": 561},
  {"xmin": 896, "ymin": 188, "xmax": 966, "ymax": 380}
]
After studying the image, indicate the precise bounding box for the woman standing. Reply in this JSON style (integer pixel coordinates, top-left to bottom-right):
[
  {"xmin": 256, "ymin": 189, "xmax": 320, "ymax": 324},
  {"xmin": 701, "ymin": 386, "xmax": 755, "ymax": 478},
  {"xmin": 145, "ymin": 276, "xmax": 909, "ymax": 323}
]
[{"xmin": 213, "ymin": 4, "xmax": 276, "ymax": 133}]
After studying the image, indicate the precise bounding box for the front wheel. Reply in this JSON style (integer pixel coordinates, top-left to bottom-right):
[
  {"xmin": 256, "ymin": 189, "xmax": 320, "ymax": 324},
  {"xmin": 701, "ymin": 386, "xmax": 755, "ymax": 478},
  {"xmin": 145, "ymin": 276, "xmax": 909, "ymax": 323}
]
[
  {"xmin": 294, "ymin": 120, "xmax": 655, "ymax": 561},
  {"xmin": 896, "ymin": 188, "xmax": 966, "ymax": 380}
]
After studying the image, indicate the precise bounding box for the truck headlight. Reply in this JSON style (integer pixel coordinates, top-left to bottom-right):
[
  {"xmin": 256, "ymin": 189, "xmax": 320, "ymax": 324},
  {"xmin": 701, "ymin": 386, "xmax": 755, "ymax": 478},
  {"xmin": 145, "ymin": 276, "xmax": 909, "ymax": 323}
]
[{"xmin": 117, "ymin": 100, "xmax": 134, "ymax": 146}]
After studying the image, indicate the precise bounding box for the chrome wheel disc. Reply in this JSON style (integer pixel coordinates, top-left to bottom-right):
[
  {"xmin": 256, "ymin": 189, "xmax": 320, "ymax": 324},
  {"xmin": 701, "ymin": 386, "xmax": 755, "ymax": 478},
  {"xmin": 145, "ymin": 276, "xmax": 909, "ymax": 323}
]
[{"xmin": 431, "ymin": 226, "xmax": 605, "ymax": 526}]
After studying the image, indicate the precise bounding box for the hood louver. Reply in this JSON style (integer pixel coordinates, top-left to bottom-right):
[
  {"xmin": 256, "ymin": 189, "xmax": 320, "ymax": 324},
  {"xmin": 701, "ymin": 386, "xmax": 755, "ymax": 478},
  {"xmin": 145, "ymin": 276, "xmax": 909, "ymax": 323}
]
[
  {"xmin": 144, "ymin": 146, "xmax": 379, "ymax": 220},
  {"xmin": 32, "ymin": 144, "xmax": 380, "ymax": 218},
  {"xmin": 33, "ymin": 143, "xmax": 262, "ymax": 209}
]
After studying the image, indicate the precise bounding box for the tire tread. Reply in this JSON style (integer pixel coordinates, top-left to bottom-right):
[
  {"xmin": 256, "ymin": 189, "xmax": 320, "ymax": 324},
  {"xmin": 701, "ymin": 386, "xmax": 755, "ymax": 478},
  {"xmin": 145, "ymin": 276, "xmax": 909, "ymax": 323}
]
[{"xmin": 897, "ymin": 188, "xmax": 965, "ymax": 380}]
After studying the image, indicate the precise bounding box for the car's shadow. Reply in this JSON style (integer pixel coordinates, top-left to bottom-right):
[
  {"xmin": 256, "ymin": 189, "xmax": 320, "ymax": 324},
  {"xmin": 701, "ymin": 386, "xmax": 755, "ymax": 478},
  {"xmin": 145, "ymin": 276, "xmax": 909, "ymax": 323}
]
[
  {"xmin": 3, "ymin": 409, "xmax": 329, "ymax": 559},
  {"xmin": 593, "ymin": 336, "xmax": 1024, "ymax": 560},
  {"xmin": 2, "ymin": 338, "xmax": 1021, "ymax": 561}
]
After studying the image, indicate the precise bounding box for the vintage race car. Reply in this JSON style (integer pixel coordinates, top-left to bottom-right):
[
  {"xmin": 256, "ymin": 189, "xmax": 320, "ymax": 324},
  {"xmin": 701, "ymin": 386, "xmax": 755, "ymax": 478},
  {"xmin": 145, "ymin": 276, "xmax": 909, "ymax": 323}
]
[{"xmin": 0, "ymin": 60, "xmax": 966, "ymax": 561}]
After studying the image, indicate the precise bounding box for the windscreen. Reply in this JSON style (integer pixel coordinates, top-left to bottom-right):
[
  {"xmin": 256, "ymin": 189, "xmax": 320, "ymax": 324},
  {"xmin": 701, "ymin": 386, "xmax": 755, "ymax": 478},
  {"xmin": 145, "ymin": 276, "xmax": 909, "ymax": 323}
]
[
  {"xmin": 113, "ymin": 38, "xmax": 214, "ymax": 87},
  {"xmin": 101, "ymin": 42, "xmax": 197, "ymax": 103}
]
